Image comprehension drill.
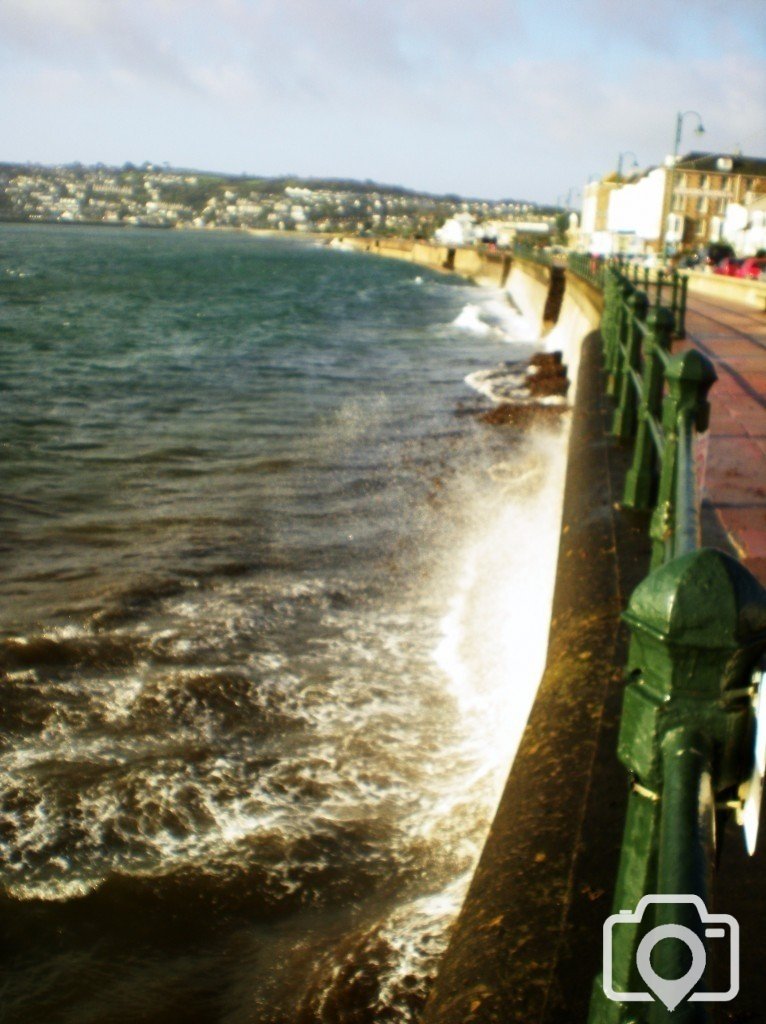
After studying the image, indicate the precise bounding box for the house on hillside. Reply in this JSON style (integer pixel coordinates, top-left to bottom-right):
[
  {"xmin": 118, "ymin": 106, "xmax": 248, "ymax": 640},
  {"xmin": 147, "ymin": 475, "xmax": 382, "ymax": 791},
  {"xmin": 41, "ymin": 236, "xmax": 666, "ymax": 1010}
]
[{"xmin": 434, "ymin": 212, "xmax": 477, "ymax": 246}]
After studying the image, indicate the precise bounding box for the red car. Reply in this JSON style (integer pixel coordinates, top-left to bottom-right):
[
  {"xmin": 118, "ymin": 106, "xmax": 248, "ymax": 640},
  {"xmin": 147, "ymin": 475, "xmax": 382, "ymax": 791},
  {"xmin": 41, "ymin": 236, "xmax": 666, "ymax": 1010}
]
[
  {"xmin": 736, "ymin": 257, "xmax": 766, "ymax": 279},
  {"xmin": 714, "ymin": 257, "xmax": 744, "ymax": 276}
]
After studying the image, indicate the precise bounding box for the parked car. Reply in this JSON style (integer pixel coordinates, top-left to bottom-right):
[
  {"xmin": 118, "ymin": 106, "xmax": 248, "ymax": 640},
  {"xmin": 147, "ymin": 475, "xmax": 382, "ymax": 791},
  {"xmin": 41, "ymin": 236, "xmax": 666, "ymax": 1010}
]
[
  {"xmin": 680, "ymin": 242, "xmax": 736, "ymax": 269},
  {"xmin": 736, "ymin": 257, "xmax": 766, "ymax": 279},
  {"xmin": 714, "ymin": 257, "xmax": 744, "ymax": 276},
  {"xmin": 705, "ymin": 243, "xmax": 736, "ymax": 266}
]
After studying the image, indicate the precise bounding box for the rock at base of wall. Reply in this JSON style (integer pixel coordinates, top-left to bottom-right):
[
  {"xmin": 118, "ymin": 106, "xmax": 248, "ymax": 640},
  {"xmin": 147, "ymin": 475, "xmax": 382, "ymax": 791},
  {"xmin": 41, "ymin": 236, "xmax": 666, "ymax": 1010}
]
[
  {"xmin": 476, "ymin": 350, "xmax": 570, "ymax": 425},
  {"xmin": 527, "ymin": 351, "xmax": 570, "ymax": 399},
  {"xmin": 479, "ymin": 402, "xmax": 567, "ymax": 427}
]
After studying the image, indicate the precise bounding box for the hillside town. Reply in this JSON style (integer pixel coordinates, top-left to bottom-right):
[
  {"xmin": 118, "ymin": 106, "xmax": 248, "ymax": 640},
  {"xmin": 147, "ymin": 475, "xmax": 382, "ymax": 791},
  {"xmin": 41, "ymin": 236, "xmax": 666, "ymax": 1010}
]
[
  {"xmin": 4, "ymin": 152, "xmax": 764, "ymax": 266},
  {"xmin": 0, "ymin": 162, "xmax": 559, "ymax": 240}
]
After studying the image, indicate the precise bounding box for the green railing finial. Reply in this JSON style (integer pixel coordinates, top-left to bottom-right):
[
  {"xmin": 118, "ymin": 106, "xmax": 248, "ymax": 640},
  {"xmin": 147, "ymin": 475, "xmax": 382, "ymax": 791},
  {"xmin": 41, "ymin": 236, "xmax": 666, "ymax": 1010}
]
[{"xmin": 589, "ymin": 550, "xmax": 766, "ymax": 1024}]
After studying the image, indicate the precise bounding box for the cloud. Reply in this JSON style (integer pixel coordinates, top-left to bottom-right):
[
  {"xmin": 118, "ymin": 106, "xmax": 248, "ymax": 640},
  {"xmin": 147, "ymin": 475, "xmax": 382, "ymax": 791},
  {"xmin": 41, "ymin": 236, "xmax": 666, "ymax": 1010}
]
[
  {"xmin": 0, "ymin": 0, "xmax": 763, "ymax": 200},
  {"xmin": 0, "ymin": 0, "xmax": 201, "ymax": 91},
  {"xmin": 580, "ymin": 0, "xmax": 766, "ymax": 52}
]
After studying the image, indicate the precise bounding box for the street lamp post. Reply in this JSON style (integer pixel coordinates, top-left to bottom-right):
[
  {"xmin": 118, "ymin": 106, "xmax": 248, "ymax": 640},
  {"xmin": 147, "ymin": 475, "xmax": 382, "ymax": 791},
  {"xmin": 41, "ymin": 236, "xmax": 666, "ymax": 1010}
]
[
  {"xmin": 673, "ymin": 110, "xmax": 705, "ymax": 159},
  {"xmin": 617, "ymin": 150, "xmax": 639, "ymax": 180},
  {"xmin": 665, "ymin": 111, "xmax": 706, "ymax": 257}
]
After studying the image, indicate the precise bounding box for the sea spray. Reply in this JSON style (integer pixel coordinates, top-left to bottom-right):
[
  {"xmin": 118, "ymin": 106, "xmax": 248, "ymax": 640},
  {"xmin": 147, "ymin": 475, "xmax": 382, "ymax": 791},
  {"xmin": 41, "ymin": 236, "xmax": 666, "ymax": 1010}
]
[
  {"xmin": 451, "ymin": 294, "xmax": 536, "ymax": 344},
  {"xmin": 294, "ymin": 425, "xmax": 570, "ymax": 1022},
  {"xmin": 0, "ymin": 225, "xmax": 570, "ymax": 1024}
]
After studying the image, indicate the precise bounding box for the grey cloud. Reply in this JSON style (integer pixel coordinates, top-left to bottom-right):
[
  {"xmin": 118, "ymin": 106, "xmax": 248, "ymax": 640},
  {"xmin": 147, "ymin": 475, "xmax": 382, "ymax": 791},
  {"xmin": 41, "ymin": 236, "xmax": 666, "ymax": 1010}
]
[
  {"xmin": 581, "ymin": 0, "xmax": 766, "ymax": 52},
  {"xmin": 0, "ymin": 0, "xmax": 763, "ymax": 202},
  {"xmin": 0, "ymin": 0, "xmax": 202, "ymax": 93}
]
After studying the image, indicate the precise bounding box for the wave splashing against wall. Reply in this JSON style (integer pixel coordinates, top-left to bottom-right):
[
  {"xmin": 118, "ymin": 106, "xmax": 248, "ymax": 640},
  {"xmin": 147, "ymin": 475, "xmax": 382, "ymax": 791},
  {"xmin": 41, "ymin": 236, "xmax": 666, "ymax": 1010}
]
[{"xmin": 0, "ymin": 227, "xmax": 568, "ymax": 1023}]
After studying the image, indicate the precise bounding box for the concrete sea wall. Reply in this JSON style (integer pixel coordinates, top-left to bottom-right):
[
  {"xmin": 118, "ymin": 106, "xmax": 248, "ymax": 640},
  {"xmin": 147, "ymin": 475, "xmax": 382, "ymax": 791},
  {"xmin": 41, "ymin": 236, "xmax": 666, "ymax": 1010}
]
[
  {"xmin": 346, "ymin": 237, "xmax": 510, "ymax": 287},
  {"xmin": 348, "ymin": 238, "xmax": 623, "ymax": 1021},
  {"xmin": 347, "ymin": 237, "xmax": 602, "ymax": 401},
  {"xmin": 423, "ymin": 316, "xmax": 645, "ymax": 1024},
  {"xmin": 348, "ymin": 238, "xmax": 766, "ymax": 1022}
]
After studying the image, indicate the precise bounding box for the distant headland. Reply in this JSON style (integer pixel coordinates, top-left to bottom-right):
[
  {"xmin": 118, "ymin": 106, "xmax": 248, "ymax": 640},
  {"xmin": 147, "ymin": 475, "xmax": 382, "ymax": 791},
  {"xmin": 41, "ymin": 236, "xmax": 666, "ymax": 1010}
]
[{"xmin": 0, "ymin": 161, "xmax": 562, "ymax": 238}]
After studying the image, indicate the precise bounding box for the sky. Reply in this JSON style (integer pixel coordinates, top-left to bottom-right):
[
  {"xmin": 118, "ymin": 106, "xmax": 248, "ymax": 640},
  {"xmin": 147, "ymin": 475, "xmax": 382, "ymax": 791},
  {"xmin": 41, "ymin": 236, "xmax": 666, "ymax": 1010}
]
[{"xmin": 0, "ymin": 0, "xmax": 764, "ymax": 204}]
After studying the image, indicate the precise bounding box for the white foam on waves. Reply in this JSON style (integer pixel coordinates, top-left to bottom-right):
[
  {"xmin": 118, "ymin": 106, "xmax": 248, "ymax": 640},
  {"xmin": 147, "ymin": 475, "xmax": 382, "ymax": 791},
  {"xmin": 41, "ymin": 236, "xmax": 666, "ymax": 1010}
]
[
  {"xmin": 465, "ymin": 361, "xmax": 568, "ymax": 407},
  {"xmin": 450, "ymin": 287, "xmax": 537, "ymax": 346}
]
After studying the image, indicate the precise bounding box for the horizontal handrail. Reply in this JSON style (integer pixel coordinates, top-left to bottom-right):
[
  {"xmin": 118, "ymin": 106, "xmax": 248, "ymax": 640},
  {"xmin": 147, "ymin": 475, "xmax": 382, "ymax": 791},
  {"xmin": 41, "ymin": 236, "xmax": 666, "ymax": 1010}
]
[
  {"xmin": 511, "ymin": 241, "xmax": 554, "ymax": 267},
  {"xmin": 568, "ymin": 253, "xmax": 687, "ymax": 337},
  {"xmin": 586, "ymin": 267, "xmax": 766, "ymax": 1024},
  {"xmin": 598, "ymin": 267, "xmax": 708, "ymax": 566},
  {"xmin": 674, "ymin": 412, "xmax": 698, "ymax": 559},
  {"xmin": 646, "ymin": 413, "xmax": 663, "ymax": 456},
  {"xmin": 654, "ymin": 345, "xmax": 670, "ymax": 370}
]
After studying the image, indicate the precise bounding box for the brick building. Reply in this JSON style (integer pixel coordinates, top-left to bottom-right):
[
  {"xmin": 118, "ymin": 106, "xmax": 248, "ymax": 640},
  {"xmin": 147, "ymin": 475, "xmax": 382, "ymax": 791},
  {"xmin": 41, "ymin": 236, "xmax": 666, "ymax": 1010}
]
[{"xmin": 578, "ymin": 152, "xmax": 766, "ymax": 257}]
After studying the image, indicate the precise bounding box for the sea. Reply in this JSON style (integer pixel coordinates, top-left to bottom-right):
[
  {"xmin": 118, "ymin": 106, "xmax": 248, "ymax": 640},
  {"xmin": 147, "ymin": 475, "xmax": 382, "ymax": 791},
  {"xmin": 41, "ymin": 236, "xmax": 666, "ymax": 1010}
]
[{"xmin": 0, "ymin": 225, "xmax": 567, "ymax": 1024}]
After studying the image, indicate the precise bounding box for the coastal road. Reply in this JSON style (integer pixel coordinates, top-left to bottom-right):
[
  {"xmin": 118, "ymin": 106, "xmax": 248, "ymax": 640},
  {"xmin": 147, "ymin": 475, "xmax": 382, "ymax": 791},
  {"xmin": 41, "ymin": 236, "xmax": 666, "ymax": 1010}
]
[{"xmin": 685, "ymin": 293, "xmax": 766, "ymax": 584}]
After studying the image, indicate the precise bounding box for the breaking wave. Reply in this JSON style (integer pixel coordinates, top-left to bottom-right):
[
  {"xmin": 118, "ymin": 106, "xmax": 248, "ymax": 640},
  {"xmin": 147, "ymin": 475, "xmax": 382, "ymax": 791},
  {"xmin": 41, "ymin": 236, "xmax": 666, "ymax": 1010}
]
[{"xmin": 0, "ymin": 228, "xmax": 568, "ymax": 1023}]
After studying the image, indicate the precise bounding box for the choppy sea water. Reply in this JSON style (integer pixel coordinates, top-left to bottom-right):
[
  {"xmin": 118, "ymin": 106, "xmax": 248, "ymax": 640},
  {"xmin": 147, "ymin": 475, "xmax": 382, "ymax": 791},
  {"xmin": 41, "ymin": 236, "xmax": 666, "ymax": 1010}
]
[{"xmin": 0, "ymin": 225, "xmax": 567, "ymax": 1024}]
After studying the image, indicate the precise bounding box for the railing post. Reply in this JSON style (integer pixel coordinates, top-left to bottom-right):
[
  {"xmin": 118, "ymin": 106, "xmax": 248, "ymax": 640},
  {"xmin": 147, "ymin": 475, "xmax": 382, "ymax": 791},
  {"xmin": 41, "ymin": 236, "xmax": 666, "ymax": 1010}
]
[
  {"xmin": 607, "ymin": 278, "xmax": 627, "ymax": 397},
  {"xmin": 612, "ymin": 290, "xmax": 649, "ymax": 440},
  {"xmin": 650, "ymin": 725, "xmax": 715, "ymax": 1024},
  {"xmin": 677, "ymin": 275, "xmax": 688, "ymax": 339},
  {"xmin": 588, "ymin": 549, "xmax": 766, "ymax": 1024},
  {"xmin": 601, "ymin": 268, "xmax": 620, "ymax": 364},
  {"xmin": 606, "ymin": 278, "xmax": 633, "ymax": 398},
  {"xmin": 655, "ymin": 269, "xmax": 665, "ymax": 312},
  {"xmin": 649, "ymin": 350, "xmax": 718, "ymax": 570},
  {"xmin": 622, "ymin": 307, "xmax": 675, "ymax": 510},
  {"xmin": 670, "ymin": 273, "xmax": 679, "ymax": 332}
]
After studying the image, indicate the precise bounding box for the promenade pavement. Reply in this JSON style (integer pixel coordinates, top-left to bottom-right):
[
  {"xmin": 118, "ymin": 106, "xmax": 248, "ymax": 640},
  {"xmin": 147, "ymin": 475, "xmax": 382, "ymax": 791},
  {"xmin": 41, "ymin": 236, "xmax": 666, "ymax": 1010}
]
[{"xmin": 685, "ymin": 294, "xmax": 766, "ymax": 584}]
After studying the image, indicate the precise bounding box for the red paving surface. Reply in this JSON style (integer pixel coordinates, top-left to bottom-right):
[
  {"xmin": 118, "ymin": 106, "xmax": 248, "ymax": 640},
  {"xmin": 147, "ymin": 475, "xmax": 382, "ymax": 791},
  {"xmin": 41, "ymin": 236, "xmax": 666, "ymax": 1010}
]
[{"xmin": 684, "ymin": 294, "xmax": 766, "ymax": 584}]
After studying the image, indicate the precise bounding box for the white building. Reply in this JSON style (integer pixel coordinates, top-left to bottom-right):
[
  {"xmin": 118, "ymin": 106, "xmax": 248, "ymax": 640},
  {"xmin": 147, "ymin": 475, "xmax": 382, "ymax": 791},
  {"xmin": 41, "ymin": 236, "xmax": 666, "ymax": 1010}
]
[
  {"xmin": 581, "ymin": 179, "xmax": 619, "ymax": 234},
  {"xmin": 717, "ymin": 195, "xmax": 766, "ymax": 255},
  {"xmin": 435, "ymin": 212, "xmax": 477, "ymax": 246},
  {"xmin": 580, "ymin": 153, "xmax": 766, "ymax": 256},
  {"xmin": 606, "ymin": 166, "xmax": 667, "ymax": 254}
]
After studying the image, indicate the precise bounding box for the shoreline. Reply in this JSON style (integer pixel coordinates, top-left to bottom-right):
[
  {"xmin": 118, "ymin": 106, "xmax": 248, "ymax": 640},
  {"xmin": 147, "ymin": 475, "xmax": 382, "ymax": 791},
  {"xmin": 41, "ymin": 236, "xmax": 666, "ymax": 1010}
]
[{"xmin": 345, "ymin": 236, "xmax": 613, "ymax": 1021}]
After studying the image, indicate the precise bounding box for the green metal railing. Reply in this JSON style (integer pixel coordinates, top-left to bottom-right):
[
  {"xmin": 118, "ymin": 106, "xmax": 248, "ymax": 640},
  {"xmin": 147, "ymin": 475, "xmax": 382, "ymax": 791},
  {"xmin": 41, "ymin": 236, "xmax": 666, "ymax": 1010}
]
[
  {"xmin": 601, "ymin": 268, "xmax": 710, "ymax": 569},
  {"xmin": 511, "ymin": 240, "xmax": 553, "ymax": 267},
  {"xmin": 567, "ymin": 251, "xmax": 607, "ymax": 290},
  {"xmin": 568, "ymin": 254, "xmax": 688, "ymax": 337},
  {"xmin": 613, "ymin": 257, "xmax": 688, "ymax": 339},
  {"xmin": 581, "ymin": 265, "xmax": 766, "ymax": 1023}
]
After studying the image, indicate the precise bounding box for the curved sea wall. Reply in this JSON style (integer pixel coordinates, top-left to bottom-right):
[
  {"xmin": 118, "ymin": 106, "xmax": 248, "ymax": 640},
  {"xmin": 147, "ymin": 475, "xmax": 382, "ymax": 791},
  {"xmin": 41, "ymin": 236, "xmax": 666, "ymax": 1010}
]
[
  {"xmin": 349, "ymin": 238, "xmax": 625, "ymax": 1021},
  {"xmin": 345, "ymin": 239, "xmax": 766, "ymax": 1021},
  {"xmin": 420, "ymin": 271, "xmax": 642, "ymax": 1024},
  {"xmin": 347, "ymin": 237, "xmax": 602, "ymax": 401},
  {"xmin": 543, "ymin": 270, "xmax": 603, "ymax": 401}
]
